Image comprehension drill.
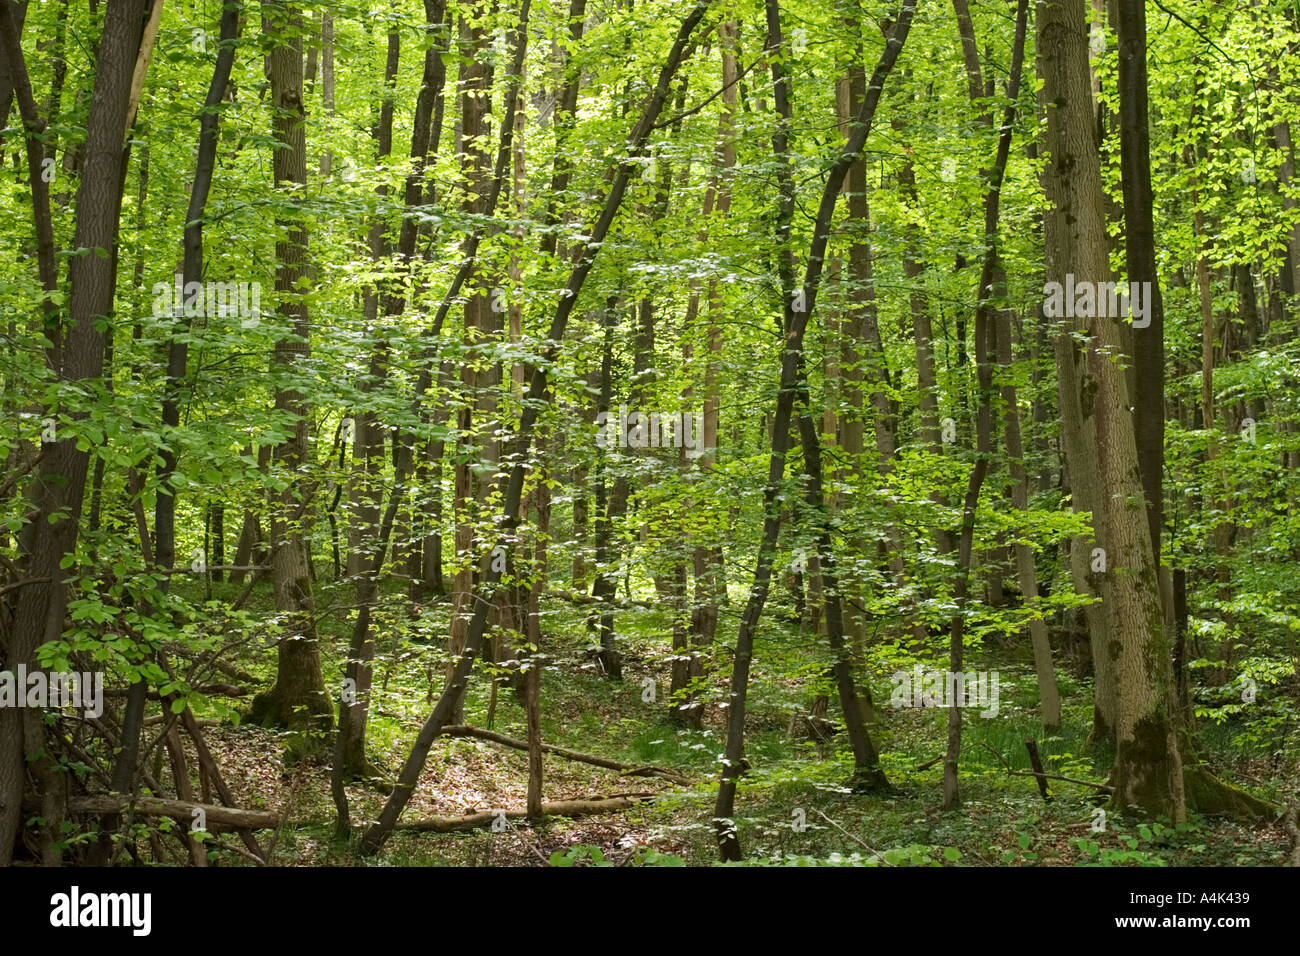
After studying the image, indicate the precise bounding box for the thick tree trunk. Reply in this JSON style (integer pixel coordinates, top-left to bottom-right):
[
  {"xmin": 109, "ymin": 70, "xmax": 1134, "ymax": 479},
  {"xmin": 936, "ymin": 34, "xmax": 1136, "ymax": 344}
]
[
  {"xmin": 0, "ymin": 0, "xmax": 152, "ymax": 867},
  {"xmin": 1037, "ymin": 6, "xmax": 1118, "ymax": 746},
  {"xmin": 1038, "ymin": 0, "xmax": 1182, "ymax": 820}
]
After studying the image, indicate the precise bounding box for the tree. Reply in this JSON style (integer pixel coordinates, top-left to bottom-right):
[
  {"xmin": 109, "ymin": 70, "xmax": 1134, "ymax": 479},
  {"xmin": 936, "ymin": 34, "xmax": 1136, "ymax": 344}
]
[
  {"xmin": 247, "ymin": 0, "xmax": 334, "ymax": 743},
  {"xmin": 0, "ymin": 0, "xmax": 154, "ymax": 866}
]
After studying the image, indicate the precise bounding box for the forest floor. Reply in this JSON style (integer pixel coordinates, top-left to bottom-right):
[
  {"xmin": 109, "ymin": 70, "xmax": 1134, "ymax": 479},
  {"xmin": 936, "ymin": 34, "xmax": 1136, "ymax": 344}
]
[{"xmin": 184, "ymin": 576, "xmax": 1296, "ymax": 867}]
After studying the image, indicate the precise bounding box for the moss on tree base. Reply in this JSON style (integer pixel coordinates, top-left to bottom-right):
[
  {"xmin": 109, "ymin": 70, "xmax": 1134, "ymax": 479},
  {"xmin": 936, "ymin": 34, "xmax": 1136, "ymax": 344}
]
[
  {"xmin": 1182, "ymin": 766, "xmax": 1277, "ymax": 820},
  {"xmin": 848, "ymin": 767, "xmax": 893, "ymax": 795},
  {"xmin": 247, "ymin": 687, "xmax": 334, "ymax": 760}
]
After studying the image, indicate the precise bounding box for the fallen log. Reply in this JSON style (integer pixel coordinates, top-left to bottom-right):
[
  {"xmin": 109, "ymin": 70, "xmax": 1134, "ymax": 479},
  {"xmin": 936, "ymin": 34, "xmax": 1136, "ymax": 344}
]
[
  {"xmin": 440, "ymin": 724, "xmax": 690, "ymax": 786},
  {"xmin": 55, "ymin": 794, "xmax": 278, "ymax": 832},
  {"xmin": 399, "ymin": 793, "xmax": 655, "ymax": 833}
]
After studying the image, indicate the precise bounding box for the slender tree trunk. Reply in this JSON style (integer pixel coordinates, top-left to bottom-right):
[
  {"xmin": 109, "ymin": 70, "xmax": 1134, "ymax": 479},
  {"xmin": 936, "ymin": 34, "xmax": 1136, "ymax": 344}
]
[
  {"xmin": 335, "ymin": 21, "xmax": 401, "ymax": 782},
  {"xmin": 714, "ymin": 0, "xmax": 914, "ymax": 861},
  {"xmin": 591, "ymin": 295, "xmax": 625, "ymax": 680},
  {"xmin": 539, "ymin": 0, "xmax": 588, "ymax": 260},
  {"xmin": 446, "ymin": 3, "xmax": 497, "ymax": 721},
  {"xmin": 330, "ymin": 0, "xmax": 465, "ymax": 833},
  {"xmin": 941, "ymin": 0, "xmax": 1028, "ymax": 810},
  {"xmin": 525, "ymin": 659, "xmax": 543, "ymax": 819},
  {"xmin": 0, "ymin": 2, "xmax": 28, "ymax": 131},
  {"xmin": 359, "ymin": 1, "xmax": 710, "ymax": 855},
  {"xmin": 1115, "ymin": 0, "xmax": 1166, "ymax": 556},
  {"xmin": 248, "ymin": 0, "xmax": 333, "ymax": 745}
]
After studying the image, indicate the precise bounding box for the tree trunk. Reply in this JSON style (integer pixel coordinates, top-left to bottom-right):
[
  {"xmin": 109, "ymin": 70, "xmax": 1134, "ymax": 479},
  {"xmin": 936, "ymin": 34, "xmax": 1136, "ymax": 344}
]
[
  {"xmin": 1115, "ymin": 0, "xmax": 1166, "ymax": 556},
  {"xmin": 359, "ymin": 1, "xmax": 709, "ymax": 856},
  {"xmin": 1038, "ymin": 0, "xmax": 1182, "ymax": 820},
  {"xmin": 248, "ymin": 0, "xmax": 334, "ymax": 747},
  {"xmin": 942, "ymin": 0, "xmax": 1028, "ymax": 810},
  {"xmin": 714, "ymin": 0, "xmax": 914, "ymax": 861},
  {"xmin": 0, "ymin": 0, "xmax": 152, "ymax": 867},
  {"xmin": 995, "ymin": 295, "xmax": 1062, "ymax": 728}
]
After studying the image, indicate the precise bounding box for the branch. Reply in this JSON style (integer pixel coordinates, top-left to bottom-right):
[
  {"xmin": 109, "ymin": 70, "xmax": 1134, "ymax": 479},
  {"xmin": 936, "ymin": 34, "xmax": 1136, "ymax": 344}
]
[
  {"xmin": 398, "ymin": 793, "xmax": 655, "ymax": 832},
  {"xmin": 441, "ymin": 724, "xmax": 690, "ymax": 786},
  {"xmin": 60, "ymin": 794, "xmax": 278, "ymax": 833},
  {"xmin": 649, "ymin": 57, "xmax": 761, "ymax": 131},
  {"xmin": 0, "ymin": 449, "xmax": 43, "ymax": 498}
]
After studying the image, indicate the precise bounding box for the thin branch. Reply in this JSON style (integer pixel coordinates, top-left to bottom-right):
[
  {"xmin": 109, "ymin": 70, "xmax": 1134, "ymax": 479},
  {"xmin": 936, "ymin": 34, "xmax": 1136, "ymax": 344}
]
[{"xmin": 649, "ymin": 58, "xmax": 762, "ymax": 131}]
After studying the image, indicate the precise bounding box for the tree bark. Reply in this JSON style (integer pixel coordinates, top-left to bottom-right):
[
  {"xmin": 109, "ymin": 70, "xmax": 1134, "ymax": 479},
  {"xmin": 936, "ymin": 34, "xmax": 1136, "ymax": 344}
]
[
  {"xmin": 248, "ymin": 0, "xmax": 334, "ymax": 745},
  {"xmin": 1115, "ymin": 0, "xmax": 1166, "ymax": 555},
  {"xmin": 1038, "ymin": 0, "xmax": 1182, "ymax": 820},
  {"xmin": 0, "ymin": 0, "xmax": 152, "ymax": 866}
]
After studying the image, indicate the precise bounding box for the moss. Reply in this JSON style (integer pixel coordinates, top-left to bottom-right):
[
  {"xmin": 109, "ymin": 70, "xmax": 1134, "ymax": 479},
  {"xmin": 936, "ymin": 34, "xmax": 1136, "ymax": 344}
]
[
  {"xmin": 247, "ymin": 685, "xmax": 334, "ymax": 761},
  {"xmin": 1111, "ymin": 712, "xmax": 1177, "ymax": 817},
  {"xmin": 1183, "ymin": 766, "xmax": 1278, "ymax": 821},
  {"xmin": 848, "ymin": 765, "xmax": 893, "ymax": 795}
]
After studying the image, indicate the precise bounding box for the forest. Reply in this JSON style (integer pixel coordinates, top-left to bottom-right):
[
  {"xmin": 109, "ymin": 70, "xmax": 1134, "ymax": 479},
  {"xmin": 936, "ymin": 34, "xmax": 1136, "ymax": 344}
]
[{"xmin": 0, "ymin": 0, "xmax": 1298, "ymax": 872}]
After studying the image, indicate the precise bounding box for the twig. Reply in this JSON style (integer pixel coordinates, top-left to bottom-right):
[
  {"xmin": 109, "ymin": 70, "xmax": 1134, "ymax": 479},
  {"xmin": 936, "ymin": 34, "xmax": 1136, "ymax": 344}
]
[
  {"xmin": 0, "ymin": 449, "xmax": 42, "ymax": 497},
  {"xmin": 212, "ymin": 835, "xmax": 268, "ymax": 867},
  {"xmin": 499, "ymin": 814, "xmax": 552, "ymax": 865},
  {"xmin": 978, "ymin": 741, "xmax": 1111, "ymax": 792},
  {"xmin": 976, "ymin": 741, "xmax": 1011, "ymax": 771},
  {"xmin": 1004, "ymin": 769, "xmax": 1111, "ymax": 792},
  {"xmin": 812, "ymin": 809, "xmax": 894, "ymax": 866},
  {"xmin": 441, "ymin": 724, "xmax": 690, "ymax": 786},
  {"xmin": 649, "ymin": 59, "xmax": 764, "ymax": 131}
]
